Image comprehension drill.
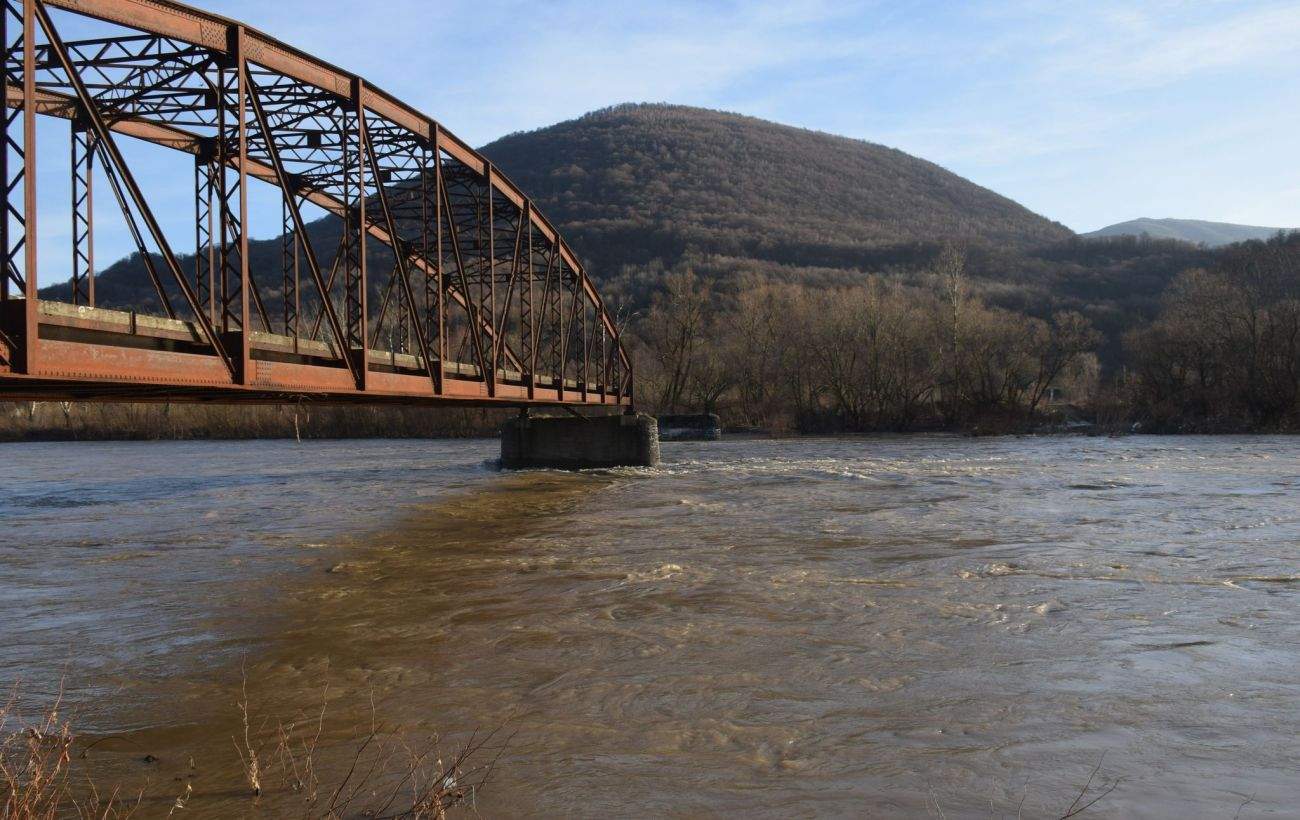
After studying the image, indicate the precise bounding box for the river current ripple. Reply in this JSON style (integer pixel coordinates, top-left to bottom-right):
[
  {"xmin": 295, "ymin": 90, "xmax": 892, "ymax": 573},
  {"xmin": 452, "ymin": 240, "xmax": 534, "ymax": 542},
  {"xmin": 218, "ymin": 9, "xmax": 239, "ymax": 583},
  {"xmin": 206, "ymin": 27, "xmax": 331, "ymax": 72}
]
[{"xmin": 1, "ymin": 435, "xmax": 1297, "ymax": 817}]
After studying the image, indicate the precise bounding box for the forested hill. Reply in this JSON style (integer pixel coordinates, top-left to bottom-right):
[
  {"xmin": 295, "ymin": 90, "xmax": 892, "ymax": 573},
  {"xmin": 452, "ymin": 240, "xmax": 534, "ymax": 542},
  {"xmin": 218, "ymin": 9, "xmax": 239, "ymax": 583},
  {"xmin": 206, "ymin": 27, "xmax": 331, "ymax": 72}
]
[
  {"xmin": 481, "ymin": 103, "xmax": 1072, "ymax": 277},
  {"xmin": 1083, "ymin": 218, "xmax": 1286, "ymax": 247}
]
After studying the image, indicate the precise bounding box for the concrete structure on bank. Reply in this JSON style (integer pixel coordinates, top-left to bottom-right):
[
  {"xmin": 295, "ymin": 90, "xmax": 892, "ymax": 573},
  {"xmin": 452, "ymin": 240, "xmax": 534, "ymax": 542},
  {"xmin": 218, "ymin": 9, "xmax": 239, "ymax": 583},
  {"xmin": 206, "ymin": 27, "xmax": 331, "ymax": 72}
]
[
  {"xmin": 657, "ymin": 413, "xmax": 722, "ymax": 441},
  {"xmin": 500, "ymin": 413, "xmax": 660, "ymax": 469}
]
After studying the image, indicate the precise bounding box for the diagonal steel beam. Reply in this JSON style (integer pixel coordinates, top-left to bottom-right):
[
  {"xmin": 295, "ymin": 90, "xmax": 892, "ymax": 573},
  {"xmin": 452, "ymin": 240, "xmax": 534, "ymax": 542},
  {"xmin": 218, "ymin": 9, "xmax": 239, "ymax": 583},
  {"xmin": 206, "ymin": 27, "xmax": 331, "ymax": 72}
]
[
  {"xmin": 368, "ymin": 260, "xmax": 398, "ymax": 350},
  {"xmin": 93, "ymin": 137, "xmax": 174, "ymax": 317},
  {"xmin": 306, "ymin": 230, "xmax": 346, "ymax": 342},
  {"xmin": 492, "ymin": 209, "xmax": 524, "ymax": 375}
]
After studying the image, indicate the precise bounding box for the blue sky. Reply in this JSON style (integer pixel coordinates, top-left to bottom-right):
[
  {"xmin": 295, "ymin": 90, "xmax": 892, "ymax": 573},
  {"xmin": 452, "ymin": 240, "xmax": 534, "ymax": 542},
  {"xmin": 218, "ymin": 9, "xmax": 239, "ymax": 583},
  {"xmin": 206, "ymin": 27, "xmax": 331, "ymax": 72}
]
[{"xmin": 32, "ymin": 0, "xmax": 1300, "ymax": 283}]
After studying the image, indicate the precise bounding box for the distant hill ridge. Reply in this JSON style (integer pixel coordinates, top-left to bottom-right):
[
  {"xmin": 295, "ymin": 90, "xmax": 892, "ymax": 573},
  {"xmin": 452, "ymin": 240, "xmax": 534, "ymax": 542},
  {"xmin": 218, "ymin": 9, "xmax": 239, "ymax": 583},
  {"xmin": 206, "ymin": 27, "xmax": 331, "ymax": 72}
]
[
  {"xmin": 1084, "ymin": 218, "xmax": 1289, "ymax": 247},
  {"xmin": 480, "ymin": 103, "xmax": 1073, "ymax": 276}
]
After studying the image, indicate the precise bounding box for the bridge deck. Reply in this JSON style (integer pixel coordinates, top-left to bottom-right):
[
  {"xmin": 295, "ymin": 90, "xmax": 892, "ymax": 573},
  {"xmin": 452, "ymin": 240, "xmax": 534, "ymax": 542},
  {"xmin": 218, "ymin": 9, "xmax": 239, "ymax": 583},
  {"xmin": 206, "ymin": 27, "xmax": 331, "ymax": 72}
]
[{"xmin": 0, "ymin": 300, "xmax": 623, "ymax": 406}]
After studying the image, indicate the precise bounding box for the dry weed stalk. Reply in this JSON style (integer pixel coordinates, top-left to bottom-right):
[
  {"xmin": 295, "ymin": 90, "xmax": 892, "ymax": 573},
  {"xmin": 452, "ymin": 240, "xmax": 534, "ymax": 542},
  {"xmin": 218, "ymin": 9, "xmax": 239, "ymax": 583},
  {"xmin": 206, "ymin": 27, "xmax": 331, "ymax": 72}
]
[
  {"xmin": 1, "ymin": 688, "xmax": 139, "ymax": 819},
  {"xmin": 923, "ymin": 753, "xmax": 1121, "ymax": 820},
  {"xmin": 262, "ymin": 693, "xmax": 508, "ymax": 818},
  {"xmin": 233, "ymin": 670, "xmax": 267, "ymax": 798},
  {"xmin": 231, "ymin": 671, "xmax": 507, "ymax": 818},
  {"xmin": 1058, "ymin": 752, "xmax": 1120, "ymax": 819},
  {"xmin": 5, "ymin": 676, "xmax": 503, "ymax": 819}
]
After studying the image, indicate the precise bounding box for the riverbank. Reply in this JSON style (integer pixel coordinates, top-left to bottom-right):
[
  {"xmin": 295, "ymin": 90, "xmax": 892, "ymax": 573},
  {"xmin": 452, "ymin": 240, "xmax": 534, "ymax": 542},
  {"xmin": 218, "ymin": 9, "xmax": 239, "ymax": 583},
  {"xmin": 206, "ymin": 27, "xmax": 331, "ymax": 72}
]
[
  {"xmin": 1, "ymin": 400, "xmax": 1294, "ymax": 442},
  {"xmin": 0, "ymin": 401, "xmax": 511, "ymax": 442}
]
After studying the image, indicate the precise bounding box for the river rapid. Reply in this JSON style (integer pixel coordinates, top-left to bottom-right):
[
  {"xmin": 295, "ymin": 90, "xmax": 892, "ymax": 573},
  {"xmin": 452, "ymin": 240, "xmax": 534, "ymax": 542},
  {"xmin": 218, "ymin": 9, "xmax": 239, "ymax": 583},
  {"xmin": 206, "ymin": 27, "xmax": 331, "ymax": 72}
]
[{"xmin": 1, "ymin": 435, "xmax": 1297, "ymax": 817}]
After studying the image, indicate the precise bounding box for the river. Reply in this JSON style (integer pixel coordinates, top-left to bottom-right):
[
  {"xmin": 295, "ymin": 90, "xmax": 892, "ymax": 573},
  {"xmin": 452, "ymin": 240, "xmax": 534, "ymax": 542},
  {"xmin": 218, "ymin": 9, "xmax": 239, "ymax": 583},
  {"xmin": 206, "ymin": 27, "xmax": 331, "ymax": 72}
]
[{"xmin": 1, "ymin": 435, "xmax": 1297, "ymax": 817}]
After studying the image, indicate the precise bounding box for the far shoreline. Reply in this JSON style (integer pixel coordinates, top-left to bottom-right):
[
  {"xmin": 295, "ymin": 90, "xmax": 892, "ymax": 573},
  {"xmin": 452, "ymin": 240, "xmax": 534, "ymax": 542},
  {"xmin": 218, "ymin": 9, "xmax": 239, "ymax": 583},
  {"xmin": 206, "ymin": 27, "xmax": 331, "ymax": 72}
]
[{"xmin": 3, "ymin": 424, "xmax": 1296, "ymax": 445}]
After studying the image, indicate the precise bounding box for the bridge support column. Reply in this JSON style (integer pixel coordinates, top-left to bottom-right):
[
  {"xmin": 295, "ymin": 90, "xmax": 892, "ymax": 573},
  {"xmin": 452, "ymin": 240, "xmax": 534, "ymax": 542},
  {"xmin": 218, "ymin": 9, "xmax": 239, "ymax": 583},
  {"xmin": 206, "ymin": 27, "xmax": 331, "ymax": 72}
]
[{"xmin": 500, "ymin": 412, "xmax": 659, "ymax": 470}]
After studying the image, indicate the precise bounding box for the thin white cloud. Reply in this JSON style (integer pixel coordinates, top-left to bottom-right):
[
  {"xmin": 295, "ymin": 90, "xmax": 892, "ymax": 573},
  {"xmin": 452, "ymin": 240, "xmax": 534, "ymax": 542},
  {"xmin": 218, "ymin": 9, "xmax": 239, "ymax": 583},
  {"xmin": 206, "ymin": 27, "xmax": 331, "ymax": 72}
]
[{"xmin": 1035, "ymin": 1, "xmax": 1300, "ymax": 91}]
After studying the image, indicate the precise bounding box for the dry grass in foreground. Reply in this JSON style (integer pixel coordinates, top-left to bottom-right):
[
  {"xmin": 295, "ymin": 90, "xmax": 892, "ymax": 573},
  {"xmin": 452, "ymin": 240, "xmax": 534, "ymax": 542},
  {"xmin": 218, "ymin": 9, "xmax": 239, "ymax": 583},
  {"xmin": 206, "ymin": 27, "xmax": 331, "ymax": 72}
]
[
  {"xmin": 0, "ymin": 691, "xmax": 140, "ymax": 819},
  {"xmin": 2, "ymin": 682, "xmax": 505, "ymax": 820}
]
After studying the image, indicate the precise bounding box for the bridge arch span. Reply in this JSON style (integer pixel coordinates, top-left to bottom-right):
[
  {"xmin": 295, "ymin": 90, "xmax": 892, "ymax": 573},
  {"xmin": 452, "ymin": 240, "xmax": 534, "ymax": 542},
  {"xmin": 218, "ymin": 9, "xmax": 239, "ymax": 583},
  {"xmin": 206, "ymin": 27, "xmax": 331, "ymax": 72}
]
[{"xmin": 0, "ymin": 0, "xmax": 632, "ymax": 408}]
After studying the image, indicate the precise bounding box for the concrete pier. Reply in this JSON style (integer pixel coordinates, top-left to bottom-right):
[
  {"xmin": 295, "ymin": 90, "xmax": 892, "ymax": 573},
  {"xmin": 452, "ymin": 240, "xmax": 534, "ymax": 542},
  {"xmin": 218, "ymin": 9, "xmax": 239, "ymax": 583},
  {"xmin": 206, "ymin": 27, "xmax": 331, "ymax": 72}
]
[{"xmin": 500, "ymin": 412, "xmax": 660, "ymax": 469}]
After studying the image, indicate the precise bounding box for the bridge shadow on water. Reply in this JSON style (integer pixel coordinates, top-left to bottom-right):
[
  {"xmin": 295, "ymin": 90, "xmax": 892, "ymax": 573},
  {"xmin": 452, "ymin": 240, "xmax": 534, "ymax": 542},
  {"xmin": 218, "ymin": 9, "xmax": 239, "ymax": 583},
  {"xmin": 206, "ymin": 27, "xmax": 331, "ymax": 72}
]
[{"xmin": 80, "ymin": 467, "xmax": 625, "ymax": 817}]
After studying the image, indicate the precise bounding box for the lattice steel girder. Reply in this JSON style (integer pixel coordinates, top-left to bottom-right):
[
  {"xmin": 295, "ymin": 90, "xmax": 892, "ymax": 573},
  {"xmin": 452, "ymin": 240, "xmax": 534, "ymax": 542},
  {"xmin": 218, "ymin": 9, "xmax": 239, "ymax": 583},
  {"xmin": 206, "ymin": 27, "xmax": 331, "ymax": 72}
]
[
  {"xmin": 69, "ymin": 119, "xmax": 93, "ymax": 305},
  {"xmin": 32, "ymin": 34, "xmax": 216, "ymax": 127},
  {"xmin": 0, "ymin": 0, "xmax": 632, "ymax": 407},
  {"xmin": 193, "ymin": 148, "xmax": 216, "ymax": 322}
]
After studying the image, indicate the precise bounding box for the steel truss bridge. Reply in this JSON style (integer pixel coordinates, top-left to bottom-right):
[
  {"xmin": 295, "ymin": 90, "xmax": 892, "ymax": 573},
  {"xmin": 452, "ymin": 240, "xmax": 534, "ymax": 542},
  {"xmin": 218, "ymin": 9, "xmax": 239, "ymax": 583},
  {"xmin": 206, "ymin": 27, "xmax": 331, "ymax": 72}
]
[{"xmin": 0, "ymin": 0, "xmax": 633, "ymax": 408}]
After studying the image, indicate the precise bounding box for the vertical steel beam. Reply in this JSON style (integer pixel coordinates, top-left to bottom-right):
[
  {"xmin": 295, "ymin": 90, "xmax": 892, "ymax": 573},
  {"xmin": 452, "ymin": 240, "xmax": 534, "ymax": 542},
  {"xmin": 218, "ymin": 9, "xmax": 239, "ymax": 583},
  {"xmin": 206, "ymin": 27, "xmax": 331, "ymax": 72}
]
[
  {"xmin": 70, "ymin": 120, "xmax": 94, "ymax": 306},
  {"xmin": 532, "ymin": 245, "xmax": 554, "ymax": 398},
  {"xmin": 341, "ymin": 76, "xmax": 367, "ymax": 389},
  {"xmin": 523, "ymin": 206, "xmax": 534, "ymax": 399},
  {"xmin": 18, "ymin": 0, "xmax": 35, "ymax": 372},
  {"xmin": 553, "ymin": 259, "xmax": 566, "ymax": 402},
  {"xmin": 580, "ymin": 295, "xmax": 589, "ymax": 400},
  {"xmin": 194, "ymin": 145, "xmax": 216, "ymax": 325},
  {"xmin": 421, "ymin": 140, "xmax": 443, "ymax": 393},
  {"xmin": 224, "ymin": 25, "xmax": 251, "ymax": 383},
  {"xmin": 563, "ymin": 269, "xmax": 582, "ymax": 396},
  {"xmin": 0, "ymin": 1, "xmax": 11, "ymax": 310},
  {"xmin": 215, "ymin": 61, "xmax": 233, "ymax": 330},
  {"xmin": 433, "ymin": 137, "xmax": 445, "ymax": 392},
  {"xmin": 613, "ymin": 343, "xmax": 624, "ymax": 408},
  {"xmin": 541, "ymin": 248, "xmax": 560, "ymax": 400},
  {"xmin": 485, "ymin": 164, "xmax": 495, "ymax": 396},
  {"xmin": 210, "ymin": 34, "xmax": 268, "ymax": 353},
  {"xmin": 281, "ymin": 195, "xmax": 298, "ymax": 345}
]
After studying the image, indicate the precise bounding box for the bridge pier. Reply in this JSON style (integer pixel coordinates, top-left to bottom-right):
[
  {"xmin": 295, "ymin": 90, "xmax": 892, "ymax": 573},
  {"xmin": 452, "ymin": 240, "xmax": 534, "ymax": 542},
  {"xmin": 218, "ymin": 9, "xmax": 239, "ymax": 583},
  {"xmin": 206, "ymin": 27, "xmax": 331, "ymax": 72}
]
[{"xmin": 500, "ymin": 412, "xmax": 660, "ymax": 469}]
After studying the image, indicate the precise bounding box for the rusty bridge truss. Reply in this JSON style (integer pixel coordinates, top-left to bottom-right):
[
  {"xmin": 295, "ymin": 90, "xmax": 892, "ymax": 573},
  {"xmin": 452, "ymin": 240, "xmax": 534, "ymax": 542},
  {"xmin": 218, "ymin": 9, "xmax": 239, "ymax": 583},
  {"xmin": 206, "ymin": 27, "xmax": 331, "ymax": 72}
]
[{"xmin": 0, "ymin": 0, "xmax": 632, "ymax": 408}]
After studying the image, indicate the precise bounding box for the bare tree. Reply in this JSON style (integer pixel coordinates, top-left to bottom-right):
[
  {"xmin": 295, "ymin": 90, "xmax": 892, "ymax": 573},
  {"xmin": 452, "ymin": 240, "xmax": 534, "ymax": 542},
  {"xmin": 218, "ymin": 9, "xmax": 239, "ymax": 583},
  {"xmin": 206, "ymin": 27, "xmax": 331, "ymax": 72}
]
[{"xmin": 638, "ymin": 270, "xmax": 710, "ymax": 413}]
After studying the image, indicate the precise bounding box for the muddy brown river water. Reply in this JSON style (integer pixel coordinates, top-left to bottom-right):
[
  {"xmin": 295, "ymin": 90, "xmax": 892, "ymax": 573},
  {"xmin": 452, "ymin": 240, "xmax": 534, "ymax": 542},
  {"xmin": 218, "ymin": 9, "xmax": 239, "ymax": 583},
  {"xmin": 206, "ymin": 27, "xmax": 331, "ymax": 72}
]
[{"xmin": 1, "ymin": 435, "xmax": 1298, "ymax": 817}]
